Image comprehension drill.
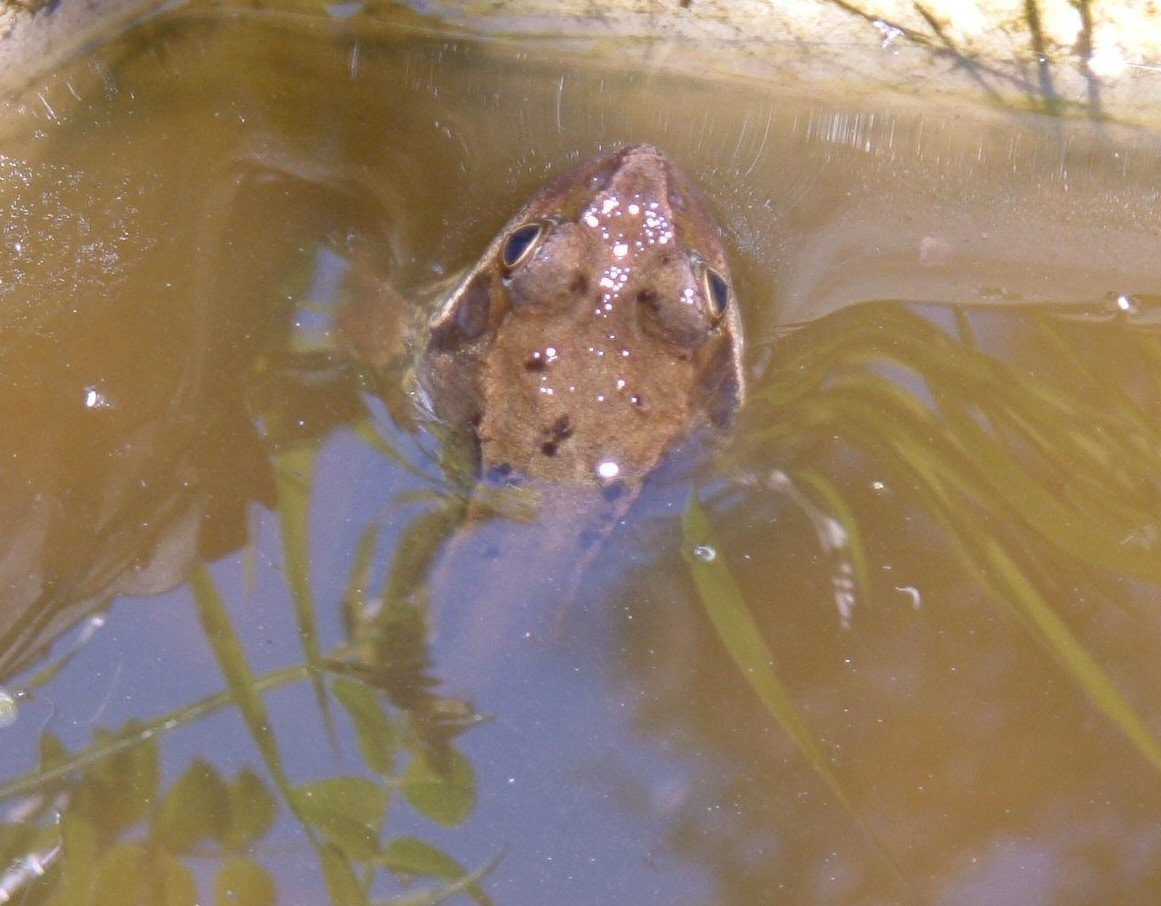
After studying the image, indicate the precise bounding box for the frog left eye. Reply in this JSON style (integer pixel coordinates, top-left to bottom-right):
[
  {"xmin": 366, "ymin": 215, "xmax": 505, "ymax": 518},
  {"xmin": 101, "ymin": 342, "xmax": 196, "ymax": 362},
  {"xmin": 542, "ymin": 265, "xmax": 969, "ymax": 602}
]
[
  {"xmin": 501, "ymin": 221, "xmax": 546, "ymax": 271},
  {"xmin": 700, "ymin": 264, "xmax": 731, "ymax": 322}
]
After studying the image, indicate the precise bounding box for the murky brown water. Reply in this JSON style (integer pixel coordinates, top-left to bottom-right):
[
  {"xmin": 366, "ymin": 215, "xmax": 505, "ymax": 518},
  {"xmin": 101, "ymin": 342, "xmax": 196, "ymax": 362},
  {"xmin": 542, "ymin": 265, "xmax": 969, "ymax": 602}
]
[{"xmin": 4, "ymin": 5, "xmax": 1161, "ymax": 905}]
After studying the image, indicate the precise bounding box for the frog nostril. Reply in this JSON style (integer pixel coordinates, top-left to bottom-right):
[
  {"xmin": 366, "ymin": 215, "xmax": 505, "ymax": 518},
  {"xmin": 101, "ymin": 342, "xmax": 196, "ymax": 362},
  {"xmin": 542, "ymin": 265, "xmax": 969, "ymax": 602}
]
[
  {"xmin": 552, "ymin": 415, "xmax": 573, "ymax": 438},
  {"xmin": 569, "ymin": 271, "xmax": 589, "ymax": 296},
  {"xmin": 525, "ymin": 347, "xmax": 557, "ymax": 371}
]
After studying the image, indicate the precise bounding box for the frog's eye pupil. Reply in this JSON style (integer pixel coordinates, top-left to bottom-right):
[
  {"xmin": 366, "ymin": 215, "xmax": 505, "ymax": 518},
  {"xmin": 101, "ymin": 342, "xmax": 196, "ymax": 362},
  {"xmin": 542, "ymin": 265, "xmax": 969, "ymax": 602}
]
[
  {"xmin": 502, "ymin": 222, "xmax": 544, "ymax": 270},
  {"xmin": 703, "ymin": 266, "xmax": 731, "ymax": 320}
]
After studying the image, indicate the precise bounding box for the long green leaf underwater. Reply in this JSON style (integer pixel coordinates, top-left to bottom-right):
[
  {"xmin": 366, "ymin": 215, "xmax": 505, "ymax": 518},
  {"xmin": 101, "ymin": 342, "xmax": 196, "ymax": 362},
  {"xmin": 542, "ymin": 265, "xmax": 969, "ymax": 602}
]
[{"xmin": 681, "ymin": 497, "xmax": 852, "ymax": 810}]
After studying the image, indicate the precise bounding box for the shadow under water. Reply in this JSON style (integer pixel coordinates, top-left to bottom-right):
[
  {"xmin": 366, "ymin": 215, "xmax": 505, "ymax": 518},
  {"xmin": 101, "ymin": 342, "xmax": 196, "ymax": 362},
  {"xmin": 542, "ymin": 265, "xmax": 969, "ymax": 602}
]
[{"xmin": 2, "ymin": 5, "xmax": 1161, "ymax": 905}]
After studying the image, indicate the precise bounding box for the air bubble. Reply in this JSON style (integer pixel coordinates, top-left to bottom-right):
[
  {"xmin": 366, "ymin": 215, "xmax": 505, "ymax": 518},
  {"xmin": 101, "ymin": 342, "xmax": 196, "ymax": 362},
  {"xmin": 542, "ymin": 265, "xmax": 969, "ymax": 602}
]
[
  {"xmin": 693, "ymin": 545, "xmax": 717, "ymax": 563},
  {"xmin": 1114, "ymin": 293, "xmax": 1140, "ymax": 316},
  {"xmin": 83, "ymin": 385, "xmax": 112, "ymax": 409}
]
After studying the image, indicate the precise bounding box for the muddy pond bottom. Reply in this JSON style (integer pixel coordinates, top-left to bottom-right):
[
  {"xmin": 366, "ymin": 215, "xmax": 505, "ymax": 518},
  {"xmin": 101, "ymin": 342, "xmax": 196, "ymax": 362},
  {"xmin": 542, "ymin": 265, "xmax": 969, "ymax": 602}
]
[{"xmin": 3, "ymin": 5, "xmax": 1161, "ymax": 904}]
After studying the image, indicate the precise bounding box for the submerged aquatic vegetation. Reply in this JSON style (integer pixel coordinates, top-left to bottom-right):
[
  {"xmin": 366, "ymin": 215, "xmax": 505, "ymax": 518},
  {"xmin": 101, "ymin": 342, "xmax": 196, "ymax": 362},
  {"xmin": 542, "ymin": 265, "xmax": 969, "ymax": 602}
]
[{"xmin": 689, "ymin": 300, "xmax": 1161, "ymax": 791}]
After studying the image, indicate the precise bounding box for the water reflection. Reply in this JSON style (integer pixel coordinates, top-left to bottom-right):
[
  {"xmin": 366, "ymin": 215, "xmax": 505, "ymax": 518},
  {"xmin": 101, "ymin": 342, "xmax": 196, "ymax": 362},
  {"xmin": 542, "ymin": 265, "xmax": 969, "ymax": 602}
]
[
  {"xmin": 3, "ymin": 5, "xmax": 1161, "ymax": 904},
  {"xmin": 7, "ymin": 279, "xmax": 1161, "ymax": 902},
  {"xmin": 0, "ymin": 225, "xmax": 275, "ymax": 682},
  {"xmin": 666, "ymin": 300, "xmax": 1161, "ymax": 901}
]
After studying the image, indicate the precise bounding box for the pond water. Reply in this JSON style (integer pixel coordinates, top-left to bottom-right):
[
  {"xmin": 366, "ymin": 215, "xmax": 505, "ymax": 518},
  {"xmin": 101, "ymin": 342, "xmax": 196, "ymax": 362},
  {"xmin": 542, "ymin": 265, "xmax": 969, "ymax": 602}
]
[{"xmin": 3, "ymin": 5, "xmax": 1161, "ymax": 904}]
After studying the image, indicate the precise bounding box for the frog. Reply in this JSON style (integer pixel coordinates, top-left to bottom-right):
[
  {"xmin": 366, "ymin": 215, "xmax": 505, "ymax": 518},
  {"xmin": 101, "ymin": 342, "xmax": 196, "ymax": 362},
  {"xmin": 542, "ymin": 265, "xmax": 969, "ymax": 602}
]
[
  {"xmin": 412, "ymin": 142, "xmax": 745, "ymax": 499},
  {"xmin": 333, "ymin": 144, "xmax": 745, "ymax": 672},
  {"xmin": 394, "ymin": 142, "xmax": 746, "ymax": 674}
]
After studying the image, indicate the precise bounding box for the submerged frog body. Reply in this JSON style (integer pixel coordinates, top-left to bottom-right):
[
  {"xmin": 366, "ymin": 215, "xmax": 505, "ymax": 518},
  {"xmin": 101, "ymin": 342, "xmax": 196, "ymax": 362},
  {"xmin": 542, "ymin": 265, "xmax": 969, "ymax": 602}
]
[{"xmin": 415, "ymin": 143, "xmax": 744, "ymax": 495}]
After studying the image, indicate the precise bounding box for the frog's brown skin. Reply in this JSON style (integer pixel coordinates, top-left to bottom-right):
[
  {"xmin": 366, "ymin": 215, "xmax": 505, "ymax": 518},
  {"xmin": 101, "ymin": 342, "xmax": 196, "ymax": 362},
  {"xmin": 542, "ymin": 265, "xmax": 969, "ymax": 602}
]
[{"xmin": 415, "ymin": 143, "xmax": 744, "ymax": 498}]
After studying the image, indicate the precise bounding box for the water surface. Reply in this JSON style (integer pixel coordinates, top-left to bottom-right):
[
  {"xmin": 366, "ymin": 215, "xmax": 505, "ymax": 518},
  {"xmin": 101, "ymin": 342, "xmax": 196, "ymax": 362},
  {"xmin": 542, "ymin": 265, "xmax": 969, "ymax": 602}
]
[{"xmin": 3, "ymin": 6, "xmax": 1161, "ymax": 904}]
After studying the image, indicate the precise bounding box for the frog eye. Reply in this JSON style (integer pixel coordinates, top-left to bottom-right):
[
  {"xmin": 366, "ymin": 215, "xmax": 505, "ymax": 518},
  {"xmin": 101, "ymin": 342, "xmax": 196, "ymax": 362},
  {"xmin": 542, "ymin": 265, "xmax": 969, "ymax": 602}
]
[
  {"xmin": 501, "ymin": 222, "xmax": 546, "ymax": 271},
  {"xmin": 700, "ymin": 264, "xmax": 731, "ymax": 322}
]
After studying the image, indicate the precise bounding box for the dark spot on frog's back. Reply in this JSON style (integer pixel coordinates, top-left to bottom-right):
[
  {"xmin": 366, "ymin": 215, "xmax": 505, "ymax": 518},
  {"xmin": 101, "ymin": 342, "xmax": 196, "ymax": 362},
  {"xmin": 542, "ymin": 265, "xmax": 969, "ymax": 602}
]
[
  {"xmin": 600, "ymin": 480, "xmax": 627, "ymax": 503},
  {"xmin": 539, "ymin": 414, "xmax": 573, "ymax": 457}
]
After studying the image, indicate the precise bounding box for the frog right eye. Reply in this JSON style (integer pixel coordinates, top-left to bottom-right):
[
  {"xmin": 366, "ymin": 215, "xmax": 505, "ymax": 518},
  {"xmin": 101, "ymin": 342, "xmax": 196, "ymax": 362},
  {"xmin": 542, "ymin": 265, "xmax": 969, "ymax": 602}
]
[
  {"xmin": 701, "ymin": 264, "xmax": 731, "ymax": 323},
  {"xmin": 501, "ymin": 222, "xmax": 546, "ymax": 271}
]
